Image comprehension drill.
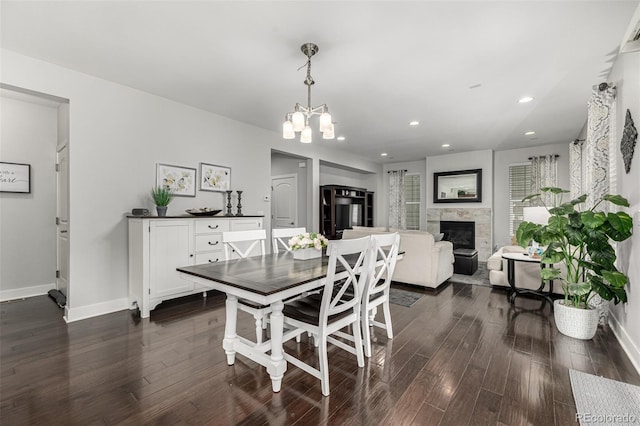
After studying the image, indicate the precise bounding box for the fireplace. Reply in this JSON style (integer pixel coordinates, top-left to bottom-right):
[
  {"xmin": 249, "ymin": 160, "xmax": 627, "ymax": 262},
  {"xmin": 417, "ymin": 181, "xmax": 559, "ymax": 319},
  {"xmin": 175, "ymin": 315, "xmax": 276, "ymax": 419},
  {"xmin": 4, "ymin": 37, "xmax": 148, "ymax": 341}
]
[{"xmin": 440, "ymin": 221, "xmax": 475, "ymax": 250}]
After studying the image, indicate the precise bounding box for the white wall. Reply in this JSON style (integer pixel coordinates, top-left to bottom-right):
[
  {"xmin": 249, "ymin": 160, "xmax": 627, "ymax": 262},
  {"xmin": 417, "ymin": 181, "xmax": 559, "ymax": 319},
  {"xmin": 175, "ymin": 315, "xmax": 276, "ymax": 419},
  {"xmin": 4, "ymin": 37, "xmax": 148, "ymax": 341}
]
[
  {"xmin": 382, "ymin": 160, "xmax": 427, "ymax": 230},
  {"xmin": 1, "ymin": 49, "xmax": 382, "ymax": 321},
  {"xmin": 0, "ymin": 95, "xmax": 58, "ymax": 300},
  {"xmin": 608, "ymin": 49, "xmax": 640, "ymax": 373},
  {"xmin": 319, "ymin": 163, "xmax": 377, "ymax": 190},
  {"xmin": 426, "ymin": 149, "xmax": 494, "ymax": 210},
  {"xmin": 493, "ymin": 143, "xmax": 570, "ymax": 248}
]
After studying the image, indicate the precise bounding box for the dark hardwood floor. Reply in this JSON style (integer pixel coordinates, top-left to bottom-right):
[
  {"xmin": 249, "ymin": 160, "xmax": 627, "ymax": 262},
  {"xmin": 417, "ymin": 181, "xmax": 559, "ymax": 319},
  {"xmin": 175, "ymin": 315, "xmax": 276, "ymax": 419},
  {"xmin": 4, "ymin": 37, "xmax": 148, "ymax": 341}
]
[{"xmin": 2, "ymin": 282, "xmax": 639, "ymax": 425}]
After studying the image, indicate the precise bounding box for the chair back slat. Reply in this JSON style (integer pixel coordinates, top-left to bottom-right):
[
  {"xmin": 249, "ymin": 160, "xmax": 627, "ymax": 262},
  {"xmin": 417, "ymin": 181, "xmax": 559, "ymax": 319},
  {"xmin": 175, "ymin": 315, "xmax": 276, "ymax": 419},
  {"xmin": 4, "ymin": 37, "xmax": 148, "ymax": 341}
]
[
  {"xmin": 365, "ymin": 233, "xmax": 400, "ymax": 298},
  {"xmin": 321, "ymin": 237, "xmax": 372, "ymax": 322},
  {"xmin": 222, "ymin": 229, "xmax": 266, "ymax": 259},
  {"xmin": 271, "ymin": 227, "xmax": 307, "ymax": 253}
]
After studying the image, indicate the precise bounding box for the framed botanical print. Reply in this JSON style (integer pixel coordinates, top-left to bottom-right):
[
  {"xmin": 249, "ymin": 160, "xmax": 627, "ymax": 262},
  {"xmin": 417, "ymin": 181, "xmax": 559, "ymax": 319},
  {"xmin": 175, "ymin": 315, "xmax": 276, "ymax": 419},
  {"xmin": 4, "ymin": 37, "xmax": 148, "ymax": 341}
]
[
  {"xmin": 199, "ymin": 163, "xmax": 231, "ymax": 192},
  {"xmin": 156, "ymin": 163, "xmax": 196, "ymax": 197}
]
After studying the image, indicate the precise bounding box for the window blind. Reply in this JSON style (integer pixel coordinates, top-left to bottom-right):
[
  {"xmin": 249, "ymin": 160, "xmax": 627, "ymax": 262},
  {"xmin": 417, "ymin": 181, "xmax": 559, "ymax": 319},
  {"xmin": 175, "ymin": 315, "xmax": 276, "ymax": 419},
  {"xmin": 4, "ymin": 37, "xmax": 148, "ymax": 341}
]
[
  {"xmin": 509, "ymin": 164, "xmax": 532, "ymax": 236},
  {"xmin": 404, "ymin": 173, "xmax": 420, "ymax": 230}
]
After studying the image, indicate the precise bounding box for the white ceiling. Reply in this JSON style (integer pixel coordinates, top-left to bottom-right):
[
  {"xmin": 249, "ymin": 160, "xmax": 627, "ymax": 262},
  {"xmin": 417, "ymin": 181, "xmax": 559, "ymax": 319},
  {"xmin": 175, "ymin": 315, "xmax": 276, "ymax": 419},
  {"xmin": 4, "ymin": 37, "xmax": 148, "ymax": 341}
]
[{"xmin": 1, "ymin": 1, "xmax": 638, "ymax": 163}]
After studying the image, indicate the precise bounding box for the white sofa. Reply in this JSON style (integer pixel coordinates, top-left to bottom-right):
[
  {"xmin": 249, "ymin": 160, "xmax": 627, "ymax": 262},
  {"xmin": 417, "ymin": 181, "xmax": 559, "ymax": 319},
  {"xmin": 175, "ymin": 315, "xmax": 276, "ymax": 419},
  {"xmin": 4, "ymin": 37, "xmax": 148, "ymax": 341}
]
[
  {"xmin": 342, "ymin": 227, "xmax": 454, "ymax": 289},
  {"xmin": 487, "ymin": 245, "xmax": 563, "ymax": 294}
]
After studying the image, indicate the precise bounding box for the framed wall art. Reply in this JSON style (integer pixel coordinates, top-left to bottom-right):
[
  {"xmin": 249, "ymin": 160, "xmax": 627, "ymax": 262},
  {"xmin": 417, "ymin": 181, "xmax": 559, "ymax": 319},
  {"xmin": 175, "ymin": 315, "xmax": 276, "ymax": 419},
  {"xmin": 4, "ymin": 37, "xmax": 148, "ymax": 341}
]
[
  {"xmin": 156, "ymin": 163, "xmax": 196, "ymax": 197},
  {"xmin": 199, "ymin": 163, "xmax": 231, "ymax": 192},
  {"xmin": 433, "ymin": 169, "xmax": 482, "ymax": 203},
  {"xmin": 0, "ymin": 162, "xmax": 31, "ymax": 193}
]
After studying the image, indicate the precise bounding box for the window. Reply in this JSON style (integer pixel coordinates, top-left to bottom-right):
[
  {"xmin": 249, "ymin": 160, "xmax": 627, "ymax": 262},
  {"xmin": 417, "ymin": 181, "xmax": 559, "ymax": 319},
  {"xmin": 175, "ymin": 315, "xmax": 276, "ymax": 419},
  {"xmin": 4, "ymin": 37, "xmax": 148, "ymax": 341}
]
[
  {"xmin": 404, "ymin": 173, "xmax": 420, "ymax": 230},
  {"xmin": 509, "ymin": 163, "xmax": 532, "ymax": 236}
]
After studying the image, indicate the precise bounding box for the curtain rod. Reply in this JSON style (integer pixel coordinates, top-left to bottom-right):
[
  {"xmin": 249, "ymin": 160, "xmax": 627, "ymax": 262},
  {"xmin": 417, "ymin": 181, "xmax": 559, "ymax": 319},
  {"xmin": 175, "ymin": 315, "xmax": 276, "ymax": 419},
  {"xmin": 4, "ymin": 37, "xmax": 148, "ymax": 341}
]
[
  {"xmin": 387, "ymin": 169, "xmax": 408, "ymax": 173},
  {"xmin": 528, "ymin": 154, "xmax": 560, "ymax": 160}
]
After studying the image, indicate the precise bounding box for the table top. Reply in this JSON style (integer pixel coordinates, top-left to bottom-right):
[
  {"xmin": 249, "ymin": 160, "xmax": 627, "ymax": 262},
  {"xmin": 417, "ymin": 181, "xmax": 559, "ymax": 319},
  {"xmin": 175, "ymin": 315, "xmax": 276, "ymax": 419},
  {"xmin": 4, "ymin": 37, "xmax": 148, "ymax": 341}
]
[
  {"xmin": 502, "ymin": 252, "xmax": 541, "ymax": 263},
  {"xmin": 178, "ymin": 252, "xmax": 334, "ymax": 296}
]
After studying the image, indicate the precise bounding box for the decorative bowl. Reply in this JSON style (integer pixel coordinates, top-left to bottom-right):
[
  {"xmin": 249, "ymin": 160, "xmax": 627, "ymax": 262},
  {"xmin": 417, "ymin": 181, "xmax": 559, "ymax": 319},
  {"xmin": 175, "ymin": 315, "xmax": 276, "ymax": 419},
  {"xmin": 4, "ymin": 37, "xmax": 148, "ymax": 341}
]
[{"xmin": 185, "ymin": 208, "xmax": 222, "ymax": 216}]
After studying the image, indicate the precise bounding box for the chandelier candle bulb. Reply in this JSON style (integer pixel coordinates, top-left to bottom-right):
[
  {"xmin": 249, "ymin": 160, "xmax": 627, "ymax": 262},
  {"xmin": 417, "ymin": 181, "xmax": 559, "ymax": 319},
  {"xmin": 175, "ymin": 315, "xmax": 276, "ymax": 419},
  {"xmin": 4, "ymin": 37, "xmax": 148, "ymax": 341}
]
[
  {"xmin": 301, "ymin": 126, "xmax": 312, "ymax": 143},
  {"xmin": 322, "ymin": 123, "xmax": 335, "ymax": 139},
  {"xmin": 292, "ymin": 111, "xmax": 305, "ymax": 132},
  {"xmin": 283, "ymin": 120, "xmax": 295, "ymax": 139},
  {"xmin": 319, "ymin": 112, "xmax": 332, "ymax": 132}
]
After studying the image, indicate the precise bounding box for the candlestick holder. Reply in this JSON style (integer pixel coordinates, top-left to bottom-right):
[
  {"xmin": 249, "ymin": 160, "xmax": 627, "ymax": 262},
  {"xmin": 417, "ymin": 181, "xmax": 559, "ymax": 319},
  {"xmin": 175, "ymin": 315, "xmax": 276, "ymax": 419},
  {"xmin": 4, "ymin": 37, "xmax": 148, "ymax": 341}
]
[
  {"xmin": 235, "ymin": 190, "xmax": 243, "ymax": 216},
  {"xmin": 225, "ymin": 190, "xmax": 233, "ymax": 216}
]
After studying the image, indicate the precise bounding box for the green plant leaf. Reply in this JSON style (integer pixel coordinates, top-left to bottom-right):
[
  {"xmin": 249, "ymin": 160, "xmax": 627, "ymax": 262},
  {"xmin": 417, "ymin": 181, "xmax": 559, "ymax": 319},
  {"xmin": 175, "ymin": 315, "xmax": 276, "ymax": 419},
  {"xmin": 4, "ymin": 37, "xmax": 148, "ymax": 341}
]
[
  {"xmin": 541, "ymin": 187, "xmax": 569, "ymax": 194},
  {"xmin": 603, "ymin": 194, "xmax": 630, "ymax": 207},
  {"xmin": 540, "ymin": 267, "xmax": 561, "ymax": 280},
  {"xmin": 602, "ymin": 270, "xmax": 628, "ymax": 287},
  {"xmin": 607, "ymin": 212, "xmax": 633, "ymax": 234},
  {"xmin": 581, "ymin": 211, "xmax": 606, "ymax": 229},
  {"xmin": 515, "ymin": 222, "xmax": 539, "ymax": 247},
  {"xmin": 521, "ymin": 193, "xmax": 540, "ymax": 203},
  {"xmin": 570, "ymin": 194, "xmax": 587, "ymax": 205},
  {"xmin": 567, "ymin": 282, "xmax": 590, "ymax": 296}
]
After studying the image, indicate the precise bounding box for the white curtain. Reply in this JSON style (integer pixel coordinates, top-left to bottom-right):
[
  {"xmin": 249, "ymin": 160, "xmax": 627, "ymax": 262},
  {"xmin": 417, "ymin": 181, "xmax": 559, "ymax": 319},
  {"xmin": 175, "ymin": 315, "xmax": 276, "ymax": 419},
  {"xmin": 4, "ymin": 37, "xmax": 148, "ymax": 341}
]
[
  {"xmin": 529, "ymin": 155, "xmax": 558, "ymax": 205},
  {"xmin": 568, "ymin": 83, "xmax": 617, "ymax": 323},
  {"xmin": 570, "ymin": 84, "xmax": 617, "ymax": 209},
  {"xmin": 388, "ymin": 170, "xmax": 406, "ymax": 230}
]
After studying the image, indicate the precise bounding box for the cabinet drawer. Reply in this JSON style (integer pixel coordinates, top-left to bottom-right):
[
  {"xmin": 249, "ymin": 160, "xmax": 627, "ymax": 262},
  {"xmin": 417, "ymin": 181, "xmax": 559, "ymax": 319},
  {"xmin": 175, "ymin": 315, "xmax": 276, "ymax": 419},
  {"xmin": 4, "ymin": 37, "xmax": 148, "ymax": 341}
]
[
  {"xmin": 195, "ymin": 253, "xmax": 223, "ymax": 264},
  {"xmin": 195, "ymin": 219, "xmax": 230, "ymax": 234},
  {"xmin": 230, "ymin": 219, "xmax": 263, "ymax": 231},
  {"xmin": 195, "ymin": 234, "xmax": 223, "ymax": 252}
]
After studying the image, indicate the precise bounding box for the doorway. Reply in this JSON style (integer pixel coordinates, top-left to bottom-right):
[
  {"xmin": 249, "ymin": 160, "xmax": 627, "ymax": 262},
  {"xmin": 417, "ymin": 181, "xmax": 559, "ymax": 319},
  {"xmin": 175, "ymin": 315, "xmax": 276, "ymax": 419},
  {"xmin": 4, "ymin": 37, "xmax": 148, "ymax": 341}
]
[{"xmin": 0, "ymin": 84, "xmax": 70, "ymax": 314}]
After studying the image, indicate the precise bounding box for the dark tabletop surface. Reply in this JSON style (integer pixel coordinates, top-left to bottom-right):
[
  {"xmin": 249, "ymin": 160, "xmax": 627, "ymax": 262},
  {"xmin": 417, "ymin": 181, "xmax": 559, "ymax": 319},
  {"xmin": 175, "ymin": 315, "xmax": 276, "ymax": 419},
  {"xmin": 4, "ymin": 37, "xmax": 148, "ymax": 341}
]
[{"xmin": 177, "ymin": 252, "xmax": 332, "ymax": 296}]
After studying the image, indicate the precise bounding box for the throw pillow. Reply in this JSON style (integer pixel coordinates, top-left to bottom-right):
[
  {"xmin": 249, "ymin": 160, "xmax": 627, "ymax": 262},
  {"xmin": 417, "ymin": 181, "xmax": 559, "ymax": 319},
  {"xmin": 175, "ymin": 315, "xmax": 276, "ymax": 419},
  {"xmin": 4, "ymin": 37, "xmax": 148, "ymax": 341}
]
[{"xmin": 434, "ymin": 233, "xmax": 444, "ymax": 242}]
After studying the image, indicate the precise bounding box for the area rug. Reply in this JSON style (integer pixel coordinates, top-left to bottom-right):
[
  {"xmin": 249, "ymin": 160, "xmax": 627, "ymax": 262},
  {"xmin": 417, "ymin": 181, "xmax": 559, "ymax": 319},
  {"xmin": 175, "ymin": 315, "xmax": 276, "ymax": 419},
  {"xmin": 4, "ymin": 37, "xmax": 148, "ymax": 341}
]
[
  {"xmin": 389, "ymin": 287, "xmax": 424, "ymax": 307},
  {"xmin": 569, "ymin": 369, "xmax": 640, "ymax": 425},
  {"xmin": 448, "ymin": 261, "xmax": 491, "ymax": 287}
]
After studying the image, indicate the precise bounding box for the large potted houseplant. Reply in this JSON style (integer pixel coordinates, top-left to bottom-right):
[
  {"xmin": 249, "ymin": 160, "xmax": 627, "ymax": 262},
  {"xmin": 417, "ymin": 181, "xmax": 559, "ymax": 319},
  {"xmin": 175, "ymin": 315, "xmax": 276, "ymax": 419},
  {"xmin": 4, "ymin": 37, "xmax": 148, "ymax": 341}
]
[
  {"xmin": 516, "ymin": 187, "xmax": 633, "ymax": 339},
  {"xmin": 151, "ymin": 186, "xmax": 173, "ymax": 216}
]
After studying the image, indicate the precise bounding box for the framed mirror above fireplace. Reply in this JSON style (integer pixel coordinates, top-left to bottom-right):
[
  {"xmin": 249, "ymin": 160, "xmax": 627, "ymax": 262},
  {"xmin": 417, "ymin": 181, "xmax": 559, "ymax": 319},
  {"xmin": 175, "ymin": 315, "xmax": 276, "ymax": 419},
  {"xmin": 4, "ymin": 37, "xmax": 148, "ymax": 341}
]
[{"xmin": 433, "ymin": 169, "xmax": 482, "ymax": 203}]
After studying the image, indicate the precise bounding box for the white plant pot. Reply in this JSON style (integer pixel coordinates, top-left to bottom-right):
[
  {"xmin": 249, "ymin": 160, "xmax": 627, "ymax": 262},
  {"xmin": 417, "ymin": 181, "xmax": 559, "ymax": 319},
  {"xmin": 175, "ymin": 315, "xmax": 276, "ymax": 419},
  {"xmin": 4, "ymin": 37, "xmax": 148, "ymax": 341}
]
[
  {"xmin": 554, "ymin": 299, "xmax": 599, "ymax": 340},
  {"xmin": 293, "ymin": 248, "xmax": 322, "ymax": 260}
]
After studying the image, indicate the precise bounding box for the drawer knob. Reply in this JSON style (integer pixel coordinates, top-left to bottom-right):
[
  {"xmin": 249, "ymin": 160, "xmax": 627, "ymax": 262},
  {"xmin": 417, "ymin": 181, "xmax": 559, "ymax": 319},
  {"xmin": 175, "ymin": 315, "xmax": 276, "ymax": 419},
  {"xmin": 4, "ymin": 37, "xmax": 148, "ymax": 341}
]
[
  {"xmin": 208, "ymin": 241, "xmax": 219, "ymax": 246},
  {"xmin": 190, "ymin": 254, "xmax": 194, "ymax": 258},
  {"xmin": 208, "ymin": 258, "xmax": 219, "ymax": 263},
  {"xmin": 208, "ymin": 225, "xmax": 219, "ymax": 229}
]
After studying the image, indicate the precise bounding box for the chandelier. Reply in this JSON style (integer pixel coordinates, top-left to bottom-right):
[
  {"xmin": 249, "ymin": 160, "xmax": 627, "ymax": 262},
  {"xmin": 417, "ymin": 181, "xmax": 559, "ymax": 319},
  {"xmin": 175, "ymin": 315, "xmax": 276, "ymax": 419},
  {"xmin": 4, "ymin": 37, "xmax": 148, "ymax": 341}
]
[{"xmin": 282, "ymin": 43, "xmax": 334, "ymax": 143}]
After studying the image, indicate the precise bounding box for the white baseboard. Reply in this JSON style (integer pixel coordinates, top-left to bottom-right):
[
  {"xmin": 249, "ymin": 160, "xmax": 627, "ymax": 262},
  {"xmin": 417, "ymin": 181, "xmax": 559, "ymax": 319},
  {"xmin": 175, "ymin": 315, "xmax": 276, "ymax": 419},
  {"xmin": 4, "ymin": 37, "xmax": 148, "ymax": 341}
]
[
  {"xmin": 608, "ymin": 314, "xmax": 640, "ymax": 376},
  {"xmin": 0, "ymin": 283, "xmax": 54, "ymax": 302},
  {"xmin": 64, "ymin": 297, "xmax": 129, "ymax": 323}
]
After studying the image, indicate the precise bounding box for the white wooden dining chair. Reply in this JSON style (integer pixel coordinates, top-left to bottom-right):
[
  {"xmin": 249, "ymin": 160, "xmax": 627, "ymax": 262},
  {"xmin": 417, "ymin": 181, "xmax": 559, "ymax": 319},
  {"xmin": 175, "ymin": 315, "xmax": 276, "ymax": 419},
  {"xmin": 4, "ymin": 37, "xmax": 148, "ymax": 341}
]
[
  {"xmin": 271, "ymin": 227, "xmax": 307, "ymax": 253},
  {"xmin": 361, "ymin": 233, "xmax": 401, "ymax": 358},
  {"xmin": 221, "ymin": 229, "xmax": 268, "ymax": 343},
  {"xmin": 280, "ymin": 236, "xmax": 372, "ymax": 396},
  {"xmin": 222, "ymin": 229, "xmax": 266, "ymax": 260}
]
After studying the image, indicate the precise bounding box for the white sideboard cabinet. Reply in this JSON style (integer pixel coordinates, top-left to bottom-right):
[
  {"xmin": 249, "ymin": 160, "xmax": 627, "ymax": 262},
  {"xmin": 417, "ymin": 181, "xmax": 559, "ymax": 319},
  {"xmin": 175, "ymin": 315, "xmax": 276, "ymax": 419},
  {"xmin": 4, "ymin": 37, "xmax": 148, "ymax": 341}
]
[{"xmin": 128, "ymin": 215, "xmax": 263, "ymax": 318}]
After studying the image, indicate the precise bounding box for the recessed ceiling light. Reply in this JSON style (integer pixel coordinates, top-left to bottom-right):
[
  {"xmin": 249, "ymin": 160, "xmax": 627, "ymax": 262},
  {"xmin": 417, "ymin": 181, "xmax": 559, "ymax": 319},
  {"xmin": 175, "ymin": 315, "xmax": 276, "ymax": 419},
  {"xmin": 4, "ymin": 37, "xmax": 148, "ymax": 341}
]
[
  {"xmin": 336, "ymin": 136, "xmax": 345, "ymax": 141},
  {"xmin": 442, "ymin": 144, "xmax": 450, "ymax": 148},
  {"xmin": 380, "ymin": 153, "xmax": 388, "ymax": 157},
  {"xmin": 519, "ymin": 96, "xmax": 534, "ymax": 103},
  {"xmin": 525, "ymin": 131, "xmax": 536, "ymax": 136},
  {"xmin": 409, "ymin": 121, "xmax": 419, "ymax": 126}
]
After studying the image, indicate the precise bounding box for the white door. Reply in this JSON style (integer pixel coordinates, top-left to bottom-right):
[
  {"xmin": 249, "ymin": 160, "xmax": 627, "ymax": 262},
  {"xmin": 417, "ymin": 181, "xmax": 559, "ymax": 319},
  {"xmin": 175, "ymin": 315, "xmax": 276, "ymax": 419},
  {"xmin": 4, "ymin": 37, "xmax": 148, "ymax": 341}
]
[
  {"xmin": 56, "ymin": 143, "xmax": 69, "ymax": 301},
  {"xmin": 271, "ymin": 175, "xmax": 297, "ymax": 229}
]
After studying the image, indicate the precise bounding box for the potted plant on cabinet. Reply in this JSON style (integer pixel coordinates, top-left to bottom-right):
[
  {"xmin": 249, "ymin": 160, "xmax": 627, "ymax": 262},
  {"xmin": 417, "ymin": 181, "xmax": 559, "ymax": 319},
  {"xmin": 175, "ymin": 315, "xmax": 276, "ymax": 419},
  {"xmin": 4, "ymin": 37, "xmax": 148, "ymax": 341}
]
[
  {"xmin": 151, "ymin": 186, "xmax": 173, "ymax": 217},
  {"xmin": 516, "ymin": 187, "xmax": 633, "ymax": 340}
]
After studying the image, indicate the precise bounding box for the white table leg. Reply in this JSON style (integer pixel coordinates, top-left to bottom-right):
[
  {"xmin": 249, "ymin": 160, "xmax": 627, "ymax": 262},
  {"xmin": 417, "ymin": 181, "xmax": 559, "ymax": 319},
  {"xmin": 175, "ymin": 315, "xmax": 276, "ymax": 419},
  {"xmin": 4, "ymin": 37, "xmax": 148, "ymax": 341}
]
[
  {"xmin": 267, "ymin": 300, "xmax": 287, "ymax": 392},
  {"xmin": 223, "ymin": 294, "xmax": 238, "ymax": 365}
]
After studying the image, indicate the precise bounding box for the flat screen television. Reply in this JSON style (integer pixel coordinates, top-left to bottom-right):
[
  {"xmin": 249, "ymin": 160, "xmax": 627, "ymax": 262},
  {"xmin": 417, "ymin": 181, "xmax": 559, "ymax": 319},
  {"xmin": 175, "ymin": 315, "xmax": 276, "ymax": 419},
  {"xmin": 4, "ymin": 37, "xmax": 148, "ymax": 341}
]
[{"xmin": 335, "ymin": 199, "xmax": 364, "ymax": 231}]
